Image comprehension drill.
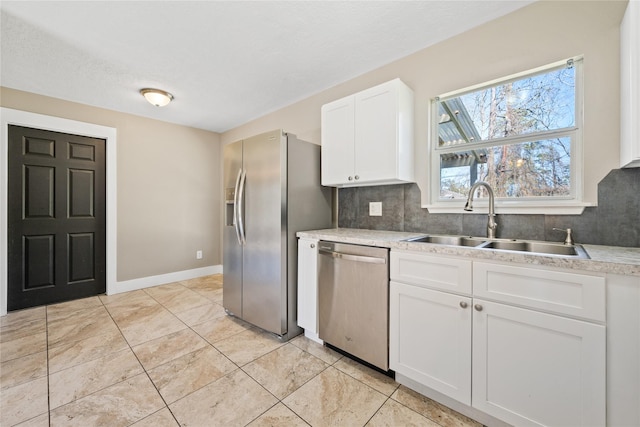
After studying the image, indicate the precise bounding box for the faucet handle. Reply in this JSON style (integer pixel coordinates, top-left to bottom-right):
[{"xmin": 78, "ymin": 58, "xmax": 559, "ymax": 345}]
[{"xmin": 553, "ymin": 228, "xmax": 574, "ymax": 245}]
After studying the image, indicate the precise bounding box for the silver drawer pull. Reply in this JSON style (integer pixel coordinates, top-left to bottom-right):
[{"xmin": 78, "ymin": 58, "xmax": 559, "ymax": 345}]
[
  {"xmin": 474, "ymin": 304, "xmax": 484, "ymax": 311},
  {"xmin": 460, "ymin": 301, "xmax": 468, "ymax": 309},
  {"xmin": 318, "ymin": 249, "xmax": 386, "ymax": 264}
]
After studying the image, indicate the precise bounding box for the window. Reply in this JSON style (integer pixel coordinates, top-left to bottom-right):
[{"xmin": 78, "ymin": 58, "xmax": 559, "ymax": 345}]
[{"xmin": 429, "ymin": 58, "xmax": 585, "ymax": 213}]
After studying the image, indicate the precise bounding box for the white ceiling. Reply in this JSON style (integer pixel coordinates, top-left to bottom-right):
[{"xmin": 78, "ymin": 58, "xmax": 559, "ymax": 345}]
[{"xmin": 1, "ymin": 1, "xmax": 534, "ymax": 133}]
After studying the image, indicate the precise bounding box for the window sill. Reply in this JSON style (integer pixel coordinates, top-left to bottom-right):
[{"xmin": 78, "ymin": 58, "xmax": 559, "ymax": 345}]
[{"xmin": 423, "ymin": 201, "xmax": 593, "ymax": 215}]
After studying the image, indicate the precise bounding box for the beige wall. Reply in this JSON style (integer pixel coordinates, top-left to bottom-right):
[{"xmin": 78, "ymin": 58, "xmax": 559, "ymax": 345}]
[
  {"xmin": 1, "ymin": 1, "xmax": 627, "ymax": 282},
  {"xmin": 1, "ymin": 87, "xmax": 222, "ymax": 282},
  {"xmin": 222, "ymin": 0, "xmax": 627, "ymax": 208}
]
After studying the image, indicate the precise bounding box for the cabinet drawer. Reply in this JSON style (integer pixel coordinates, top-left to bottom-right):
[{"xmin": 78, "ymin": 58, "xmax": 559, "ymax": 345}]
[
  {"xmin": 391, "ymin": 251, "xmax": 472, "ymax": 295},
  {"xmin": 473, "ymin": 262, "xmax": 605, "ymax": 322}
]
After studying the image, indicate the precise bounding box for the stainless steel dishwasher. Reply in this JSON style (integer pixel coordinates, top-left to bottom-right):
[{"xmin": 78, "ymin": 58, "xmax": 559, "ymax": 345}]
[{"xmin": 317, "ymin": 241, "xmax": 390, "ymax": 371}]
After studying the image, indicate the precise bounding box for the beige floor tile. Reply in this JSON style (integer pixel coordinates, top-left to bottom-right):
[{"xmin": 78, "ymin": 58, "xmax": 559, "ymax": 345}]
[
  {"xmin": 49, "ymin": 373, "xmax": 165, "ymax": 427},
  {"xmin": 148, "ymin": 345, "xmax": 237, "ymax": 403},
  {"xmin": 0, "ymin": 350, "xmax": 47, "ymax": 390},
  {"xmin": 191, "ymin": 313, "xmax": 252, "ymax": 343},
  {"xmin": 199, "ymin": 287, "xmax": 223, "ymax": 302},
  {"xmin": 99, "ymin": 289, "xmax": 153, "ymax": 307},
  {"xmin": 247, "ymin": 402, "xmax": 308, "ymax": 427},
  {"xmin": 47, "ymin": 306, "xmax": 120, "ymax": 348},
  {"xmin": 169, "ymin": 369, "xmax": 278, "ymax": 426},
  {"xmin": 289, "ymin": 334, "xmax": 343, "ymax": 364},
  {"xmin": 173, "ymin": 301, "xmax": 226, "ymax": 326},
  {"xmin": 182, "ymin": 279, "xmax": 223, "ymax": 301},
  {"xmin": 131, "ymin": 407, "xmax": 178, "ymax": 426},
  {"xmin": 0, "ymin": 332, "xmax": 46, "ymax": 363},
  {"xmin": 111, "ymin": 303, "xmax": 187, "ymax": 346},
  {"xmin": 1, "ymin": 317, "xmax": 46, "ymax": 344},
  {"xmin": 49, "ymin": 348, "xmax": 143, "ymax": 409},
  {"xmin": 214, "ymin": 328, "xmax": 284, "ymax": 366},
  {"xmin": 157, "ymin": 287, "xmax": 212, "ymax": 314},
  {"xmin": 0, "ymin": 306, "xmax": 46, "ymax": 328},
  {"xmin": 0, "ymin": 376, "xmax": 48, "ymax": 426},
  {"xmin": 391, "ymin": 386, "xmax": 483, "ymax": 427},
  {"xmin": 48, "ymin": 328, "xmax": 128, "ymax": 373},
  {"xmin": 0, "ymin": 274, "xmax": 487, "ymax": 427},
  {"xmin": 132, "ymin": 328, "xmax": 208, "ymax": 370},
  {"xmin": 105, "ymin": 296, "xmax": 162, "ymax": 321},
  {"xmin": 180, "ymin": 274, "xmax": 223, "ymax": 291},
  {"xmin": 243, "ymin": 343, "xmax": 329, "ymax": 399},
  {"xmin": 367, "ymin": 398, "xmax": 440, "ymax": 427},
  {"xmin": 144, "ymin": 282, "xmax": 187, "ymax": 304},
  {"xmin": 14, "ymin": 412, "xmax": 50, "ymax": 427},
  {"xmin": 283, "ymin": 366, "xmax": 387, "ymax": 427},
  {"xmin": 46, "ymin": 296, "xmax": 103, "ymax": 323},
  {"xmin": 334, "ymin": 357, "xmax": 399, "ymax": 396}
]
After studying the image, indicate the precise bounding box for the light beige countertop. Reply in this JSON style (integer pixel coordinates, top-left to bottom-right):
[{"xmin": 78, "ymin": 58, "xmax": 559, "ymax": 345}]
[{"xmin": 297, "ymin": 228, "xmax": 640, "ymax": 277}]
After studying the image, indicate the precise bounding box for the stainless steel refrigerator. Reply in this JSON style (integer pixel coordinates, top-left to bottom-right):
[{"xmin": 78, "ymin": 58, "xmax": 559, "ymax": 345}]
[{"xmin": 223, "ymin": 129, "xmax": 332, "ymax": 341}]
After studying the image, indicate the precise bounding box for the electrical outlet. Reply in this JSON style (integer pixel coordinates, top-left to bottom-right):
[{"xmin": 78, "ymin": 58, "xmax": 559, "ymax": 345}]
[
  {"xmin": 196, "ymin": 250, "xmax": 203, "ymax": 260},
  {"xmin": 369, "ymin": 202, "xmax": 382, "ymax": 216}
]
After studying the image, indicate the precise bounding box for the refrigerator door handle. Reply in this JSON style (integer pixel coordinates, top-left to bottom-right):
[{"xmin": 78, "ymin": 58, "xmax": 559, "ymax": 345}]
[
  {"xmin": 233, "ymin": 169, "xmax": 243, "ymax": 245},
  {"xmin": 237, "ymin": 169, "xmax": 247, "ymax": 245}
]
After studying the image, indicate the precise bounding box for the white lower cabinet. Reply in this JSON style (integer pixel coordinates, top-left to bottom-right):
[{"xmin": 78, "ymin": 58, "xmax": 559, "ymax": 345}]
[
  {"xmin": 297, "ymin": 238, "xmax": 320, "ymax": 341},
  {"xmin": 390, "ymin": 281, "xmax": 472, "ymax": 405},
  {"xmin": 390, "ymin": 250, "xmax": 606, "ymax": 427},
  {"xmin": 472, "ymin": 299, "xmax": 605, "ymax": 427}
]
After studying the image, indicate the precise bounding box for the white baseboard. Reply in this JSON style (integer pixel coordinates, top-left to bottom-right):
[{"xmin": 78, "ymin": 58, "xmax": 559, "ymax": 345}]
[{"xmin": 110, "ymin": 265, "xmax": 222, "ymax": 295}]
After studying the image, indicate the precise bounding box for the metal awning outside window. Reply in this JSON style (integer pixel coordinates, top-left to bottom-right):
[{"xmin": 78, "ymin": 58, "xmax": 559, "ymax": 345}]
[{"xmin": 437, "ymin": 98, "xmax": 487, "ymax": 169}]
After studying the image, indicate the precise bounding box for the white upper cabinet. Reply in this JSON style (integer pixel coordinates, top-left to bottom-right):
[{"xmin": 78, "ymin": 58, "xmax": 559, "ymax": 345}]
[
  {"xmin": 321, "ymin": 78, "xmax": 414, "ymax": 187},
  {"xmin": 621, "ymin": 0, "xmax": 640, "ymax": 168}
]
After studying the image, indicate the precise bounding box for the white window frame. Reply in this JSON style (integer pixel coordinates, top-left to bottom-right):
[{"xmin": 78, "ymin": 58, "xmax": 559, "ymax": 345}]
[{"xmin": 425, "ymin": 57, "xmax": 590, "ymax": 215}]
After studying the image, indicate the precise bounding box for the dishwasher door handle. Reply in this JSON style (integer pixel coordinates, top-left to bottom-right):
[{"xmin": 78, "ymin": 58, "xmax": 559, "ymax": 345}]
[{"xmin": 318, "ymin": 249, "xmax": 387, "ymax": 264}]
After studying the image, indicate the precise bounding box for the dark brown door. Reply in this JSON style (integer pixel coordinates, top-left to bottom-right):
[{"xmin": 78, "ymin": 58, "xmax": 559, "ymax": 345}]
[{"xmin": 7, "ymin": 125, "xmax": 106, "ymax": 311}]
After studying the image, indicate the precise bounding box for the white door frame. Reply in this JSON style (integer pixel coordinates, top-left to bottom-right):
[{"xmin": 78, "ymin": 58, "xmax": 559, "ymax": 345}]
[{"xmin": 0, "ymin": 108, "xmax": 117, "ymax": 316}]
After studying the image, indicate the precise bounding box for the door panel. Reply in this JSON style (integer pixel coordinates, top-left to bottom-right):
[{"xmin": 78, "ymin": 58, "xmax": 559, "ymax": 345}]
[
  {"xmin": 242, "ymin": 130, "xmax": 285, "ymax": 335},
  {"xmin": 321, "ymin": 96, "xmax": 355, "ymax": 185},
  {"xmin": 69, "ymin": 169, "xmax": 95, "ymax": 217},
  {"xmin": 8, "ymin": 125, "xmax": 106, "ymax": 310},
  {"xmin": 222, "ymin": 140, "xmax": 243, "ymax": 316},
  {"xmin": 24, "ymin": 165, "xmax": 55, "ymax": 218},
  {"xmin": 69, "ymin": 233, "xmax": 95, "ymax": 283},
  {"xmin": 24, "ymin": 235, "xmax": 55, "ymax": 289},
  {"xmin": 355, "ymin": 83, "xmax": 397, "ymax": 181}
]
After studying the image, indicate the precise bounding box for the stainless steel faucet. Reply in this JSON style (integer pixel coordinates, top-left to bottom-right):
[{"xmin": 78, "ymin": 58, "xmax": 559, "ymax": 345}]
[{"xmin": 464, "ymin": 181, "xmax": 498, "ymax": 239}]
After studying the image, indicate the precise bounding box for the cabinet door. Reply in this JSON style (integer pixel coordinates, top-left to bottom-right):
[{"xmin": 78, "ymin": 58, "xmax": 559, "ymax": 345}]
[
  {"xmin": 472, "ymin": 299, "xmax": 605, "ymax": 427},
  {"xmin": 390, "ymin": 281, "xmax": 472, "ymax": 405},
  {"xmin": 354, "ymin": 81, "xmax": 398, "ymax": 182},
  {"xmin": 297, "ymin": 238, "xmax": 319, "ymax": 334},
  {"xmin": 621, "ymin": 0, "xmax": 640, "ymax": 168},
  {"xmin": 321, "ymin": 96, "xmax": 355, "ymax": 186}
]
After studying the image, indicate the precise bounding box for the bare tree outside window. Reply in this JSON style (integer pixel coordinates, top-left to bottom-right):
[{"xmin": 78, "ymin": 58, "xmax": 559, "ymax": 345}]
[{"xmin": 435, "ymin": 59, "xmax": 580, "ymax": 201}]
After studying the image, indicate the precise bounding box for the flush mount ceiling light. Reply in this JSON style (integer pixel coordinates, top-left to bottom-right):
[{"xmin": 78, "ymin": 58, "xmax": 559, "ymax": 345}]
[{"xmin": 140, "ymin": 88, "xmax": 174, "ymax": 107}]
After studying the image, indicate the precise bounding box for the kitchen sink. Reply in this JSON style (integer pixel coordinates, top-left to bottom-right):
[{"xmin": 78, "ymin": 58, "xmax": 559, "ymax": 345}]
[
  {"xmin": 480, "ymin": 240, "xmax": 586, "ymax": 257},
  {"xmin": 403, "ymin": 235, "xmax": 589, "ymax": 258},
  {"xmin": 405, "ymin": 235, "xmax": 485, "ymax": 247}
]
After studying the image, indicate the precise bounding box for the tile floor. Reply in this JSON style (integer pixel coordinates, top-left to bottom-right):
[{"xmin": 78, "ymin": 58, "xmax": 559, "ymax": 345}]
[{"xmin": 0, "ymin": 274, "xmax": 483, "ymax": 427}]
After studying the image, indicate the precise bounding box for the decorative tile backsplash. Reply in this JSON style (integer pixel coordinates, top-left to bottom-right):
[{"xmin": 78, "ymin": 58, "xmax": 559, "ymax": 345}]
[{"xmin": 338, "ymin": 168, "xmax": 640, "ymax": 247}]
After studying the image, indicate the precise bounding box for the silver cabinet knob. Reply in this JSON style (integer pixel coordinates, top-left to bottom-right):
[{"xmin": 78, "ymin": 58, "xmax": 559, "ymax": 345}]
[
  {"xmin": 354, "ymin": 175, "xmax": 360, "ymax": 180},
  {"xmin": 310, "ymin": 243, "xmax": 315, "ymax": 248},
  {"xmin": 459, "ymin": 301, "xmax": 468, "ymax": 309},
  {"xmin": 474, "ymin": 304, "xmax": 484, "ymax": 311}
]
